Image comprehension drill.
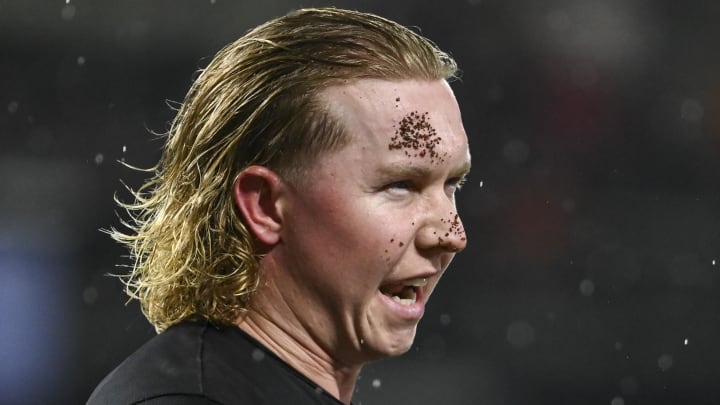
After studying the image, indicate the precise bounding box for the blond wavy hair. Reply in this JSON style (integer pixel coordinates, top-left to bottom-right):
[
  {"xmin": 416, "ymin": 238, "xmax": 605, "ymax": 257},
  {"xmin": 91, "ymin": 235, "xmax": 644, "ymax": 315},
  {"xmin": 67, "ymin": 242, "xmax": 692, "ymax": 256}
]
[{"xmin": 114, "ymin": 7, "xmax": 458, "ymax": 333}]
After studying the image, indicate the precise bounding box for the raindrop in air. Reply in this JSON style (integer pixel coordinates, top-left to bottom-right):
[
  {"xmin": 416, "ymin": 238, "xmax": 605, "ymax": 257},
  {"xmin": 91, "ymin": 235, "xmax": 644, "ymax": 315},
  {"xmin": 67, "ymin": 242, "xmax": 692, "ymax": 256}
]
[
  {"xmin": 94, "ymin": 153, "xmax": 104, "ymax": 165},
  {"xmin": 681, "ymin": 99, "xmax": 704, "ymax": 124},
  {"xmin": 122, "ymin": 145, "xmax": 127, "ymax": 153},
  {"xmin": 579, "ymin": 279, "xmax": 595, "ymax": 297},
  {"xmin": 619, "ymin": 375, "xmax": 639, "ymax": 396},
  {"xmin": 683, "ymin": 338, "xmax": 689, "ymax": 346},
  {"xmin": 371, "ymin": 379, "xmax": 381, "ymax": 389},
  {"xmin": 61, "ymin": 4, "xmax": 76, "ymax": 20},
  {"xmin": 77, "ymin": 56, "xmax": 86, "ymax": 66},
  {"xmin": 502, "ymin": 139, "xmax": 530, "ymax": 165},
  {"xmin": 7, "ymin": 101, "xmax": 18, "ymax": 114},
  {"xmin": 251, "ymin": 348, "xmax": 265, "ymax": 362},
  {"xmin": 506, "ymin": 320, "xmax": 535, "ymax": 349},
  {"xmin": 82, "ymin": 286, "xmax": 98, "ymax": 304},
  {"xmin": 657, "ymin": 354, "xmax": 673, "ymax": 371},
  {"xmin": 439, "ymin": 313, "xmax": 451, "ymax": 326},
  {"xmin": 479, "ymin": 180, "xmax": 484, "ymax": 188},
  {"xmin": 610, "ymin": 397, "xmax": 625, "ymax": 405}
]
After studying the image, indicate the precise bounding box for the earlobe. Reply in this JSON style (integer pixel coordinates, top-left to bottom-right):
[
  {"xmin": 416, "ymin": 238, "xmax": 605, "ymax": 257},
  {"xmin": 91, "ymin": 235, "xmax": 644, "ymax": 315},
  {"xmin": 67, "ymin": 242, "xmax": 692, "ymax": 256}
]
[{"xmin": 233, "ymin": 166, "xmax": 284, "ymax": 246}]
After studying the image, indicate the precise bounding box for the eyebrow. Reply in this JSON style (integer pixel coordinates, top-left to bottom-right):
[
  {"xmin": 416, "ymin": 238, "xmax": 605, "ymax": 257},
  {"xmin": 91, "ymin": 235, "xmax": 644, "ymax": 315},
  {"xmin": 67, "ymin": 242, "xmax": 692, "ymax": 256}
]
[{"xmin": 376, "ymin": 159, "xmax": 472, "ymax": 179}]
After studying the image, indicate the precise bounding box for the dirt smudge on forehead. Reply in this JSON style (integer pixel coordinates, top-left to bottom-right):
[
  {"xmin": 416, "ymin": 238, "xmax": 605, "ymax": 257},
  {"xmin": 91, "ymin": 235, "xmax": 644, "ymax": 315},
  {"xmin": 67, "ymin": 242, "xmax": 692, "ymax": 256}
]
[{"xmin": 388, "ymin": 110, "xmax": 446, "ymax": 164}]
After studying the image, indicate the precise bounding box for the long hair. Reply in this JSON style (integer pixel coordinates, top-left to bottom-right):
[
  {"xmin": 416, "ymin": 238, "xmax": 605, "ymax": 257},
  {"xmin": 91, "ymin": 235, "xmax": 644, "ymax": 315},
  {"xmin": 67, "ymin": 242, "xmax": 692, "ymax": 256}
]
[{"xmin": 114, "ymin": 7, "xmax": 458, "ymax": 333}]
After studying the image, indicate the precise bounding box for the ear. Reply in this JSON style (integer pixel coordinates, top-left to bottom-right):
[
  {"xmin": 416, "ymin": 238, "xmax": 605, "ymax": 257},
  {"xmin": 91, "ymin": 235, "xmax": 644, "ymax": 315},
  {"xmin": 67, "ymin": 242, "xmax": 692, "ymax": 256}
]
[{"xmin": 233, "ymin": 165, "xmax": 284, "ymax": 246}]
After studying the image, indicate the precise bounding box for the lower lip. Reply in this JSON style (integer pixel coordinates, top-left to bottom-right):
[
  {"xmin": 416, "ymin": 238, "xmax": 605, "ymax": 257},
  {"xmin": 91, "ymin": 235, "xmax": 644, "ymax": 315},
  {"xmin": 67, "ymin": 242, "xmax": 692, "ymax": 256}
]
[{"xmin": 377, "ymin": 289, "xmax": 425, "ymax": 321}]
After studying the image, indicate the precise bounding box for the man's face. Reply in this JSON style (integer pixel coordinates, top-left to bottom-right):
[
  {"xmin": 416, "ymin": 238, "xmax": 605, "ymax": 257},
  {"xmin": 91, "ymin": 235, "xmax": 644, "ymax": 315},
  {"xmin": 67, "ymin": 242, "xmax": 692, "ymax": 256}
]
[{"xmin": 276, "ymin": 79, "xmax": 470, "ymax": 363}]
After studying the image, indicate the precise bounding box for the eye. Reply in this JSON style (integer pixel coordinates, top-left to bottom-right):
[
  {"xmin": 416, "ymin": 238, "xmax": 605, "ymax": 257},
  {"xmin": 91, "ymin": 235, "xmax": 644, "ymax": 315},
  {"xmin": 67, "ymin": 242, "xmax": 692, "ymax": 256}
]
[
  {"xmin": 445, "ymin": 176, "xmax": 467, "ymax": 195},
  {"xmin": 383, "ymin": 180, "xmax": 414, "ymax": 195}
]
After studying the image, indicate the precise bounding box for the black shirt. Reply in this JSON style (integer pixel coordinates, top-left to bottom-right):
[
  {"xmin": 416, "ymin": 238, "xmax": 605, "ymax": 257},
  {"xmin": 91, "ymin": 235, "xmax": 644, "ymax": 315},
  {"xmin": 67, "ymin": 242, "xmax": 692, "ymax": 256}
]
[{"xmin": 87, "ymin": 321, "xmax": 347, "ymax": 404}]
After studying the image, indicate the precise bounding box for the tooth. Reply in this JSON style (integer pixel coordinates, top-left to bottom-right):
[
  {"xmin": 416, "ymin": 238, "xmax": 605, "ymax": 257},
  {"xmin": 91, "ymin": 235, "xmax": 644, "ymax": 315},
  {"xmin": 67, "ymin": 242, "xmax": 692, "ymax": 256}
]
[
  {"xmin": 408, "ymin": 277, "xmax": 428, "ymax": 287},
  {"xmin": 391, "ymin": 289, "xmax": 417, "ymax": 305}
]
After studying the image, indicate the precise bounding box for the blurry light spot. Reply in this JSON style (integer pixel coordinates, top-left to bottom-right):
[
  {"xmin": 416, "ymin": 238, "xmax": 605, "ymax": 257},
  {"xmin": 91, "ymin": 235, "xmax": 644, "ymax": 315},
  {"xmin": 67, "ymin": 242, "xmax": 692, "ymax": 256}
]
[
  {"xmin": 77, "ymin": 56, "xmax": 86, "ymax": 66},
  {"xmin": 506, "ymin": 320, "xmax": 534, "ymax": 349},
  {"xmin": 0, "ymin": 254, "xmax": 67, "ymax": 400},
  {"xmin": 7, "ymin": 101, "xmax": 19, "ymax": 114},
  {"xmin": 683, "ymin": 338, "xmax": 689, "ymax": 346},
  {"xmin": 614, "ymin": 341, "xmax": 623, "ymax": 350},
  {"xmin": 66, "ymin": 0, "xmax": 70, "ymax": 3},
  {"xmin": 579, "ymin": 279, "xmax": 595, "ymax": 296},
  {"xmin": 251, "ymin": 348, "xmax": 265, "ymax": 362},
  {"xmin": 372, "ymin": 379, "xmax": 382, "ymax": 389},
  {"xmin": 681, "ymin": 99, "xmax": 704, "ymax": 124},
  {"xmin": 61, "ymin": 4, "xmax": 76, "ymax": 20},
  {"xmin": 122, "ymin": 145, "xmax": 127, "ymax": 153},
  {"xmin": 479, "ymin": 180, "xmax": 484, "ymax": 188},
  {"xmin": 546, "ymin": 9, "xmax": 570, "ymax": 32},
  {"xmin": 502, "ymin": 139, "xmax": 530, "ymax": 165},
  {"xmin": 440, "ymin": 313, "xmax": 451, "ymax": 326},
  {"xmin": 657, "ymin": 354, "xmax": 673, "ymax": 371},
  {"xmin": 620, "ymin": 375, "xmax": 639, "ymax": 396},
  {"xmin": 82, "ymin": 286, "xmax": 98, "ymax": 304},
  {"xmin": 610, "ymin": 396, "xmax": 625, "ymax": 405},
  {"xmin": 712, "ymin": 259, "xmax": 716, "ymax": 266},
  {"xmin": 210, "ymin": 0, "xmax": 216, "ymax": 3},
  {"xmin": 94, "ymin": 153, "xmax": 104, "ymax": 165}
]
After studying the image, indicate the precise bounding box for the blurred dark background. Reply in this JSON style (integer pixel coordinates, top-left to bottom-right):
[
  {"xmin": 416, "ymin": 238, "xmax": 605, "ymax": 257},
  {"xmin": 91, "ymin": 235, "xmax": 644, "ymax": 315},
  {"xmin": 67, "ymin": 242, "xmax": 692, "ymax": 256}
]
[{"xmin": 1, "ymin": 1, "xmax": 719, "ymax": 404}]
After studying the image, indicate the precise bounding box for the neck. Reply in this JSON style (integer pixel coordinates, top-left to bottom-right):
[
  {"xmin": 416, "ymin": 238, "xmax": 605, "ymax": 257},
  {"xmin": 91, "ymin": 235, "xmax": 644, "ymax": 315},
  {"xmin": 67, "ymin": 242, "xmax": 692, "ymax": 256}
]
[{"xmin": 235, "ymin": 295, "xmax": 361, "ymax": 404}]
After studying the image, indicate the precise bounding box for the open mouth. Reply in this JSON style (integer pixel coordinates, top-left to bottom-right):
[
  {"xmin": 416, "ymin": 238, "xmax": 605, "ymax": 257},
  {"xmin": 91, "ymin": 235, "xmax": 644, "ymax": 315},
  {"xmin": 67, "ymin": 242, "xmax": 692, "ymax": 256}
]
[{"xmin": 379, "ymin": 277, "xmax": 428, "ymax": 306}]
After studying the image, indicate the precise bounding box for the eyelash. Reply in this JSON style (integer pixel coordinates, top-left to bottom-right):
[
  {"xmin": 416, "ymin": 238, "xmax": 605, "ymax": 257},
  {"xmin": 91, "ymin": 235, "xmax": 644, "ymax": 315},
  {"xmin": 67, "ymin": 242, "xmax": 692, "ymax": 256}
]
[
  {"xmin": 383, "ymin": 177, "xmax": 467, "ymax": 193},
  {"xmin": 449, "ymin": 177, "xmax": 467, "ymax": 190}
]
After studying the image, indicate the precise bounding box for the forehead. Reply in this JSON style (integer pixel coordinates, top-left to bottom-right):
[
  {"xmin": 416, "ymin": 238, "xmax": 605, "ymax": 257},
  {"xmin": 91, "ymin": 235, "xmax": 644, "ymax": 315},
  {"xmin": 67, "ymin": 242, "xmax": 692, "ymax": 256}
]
[{"xmin": 318, "ymin": 79, "xmax": 468, "ymax": 154}]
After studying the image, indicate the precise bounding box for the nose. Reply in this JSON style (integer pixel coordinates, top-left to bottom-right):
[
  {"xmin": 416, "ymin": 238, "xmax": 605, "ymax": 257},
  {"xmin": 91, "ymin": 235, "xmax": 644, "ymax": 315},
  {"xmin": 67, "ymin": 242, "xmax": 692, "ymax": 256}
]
[{"xmin": 415, "ymin": 199, "xmax": 467, "ymax": 254}]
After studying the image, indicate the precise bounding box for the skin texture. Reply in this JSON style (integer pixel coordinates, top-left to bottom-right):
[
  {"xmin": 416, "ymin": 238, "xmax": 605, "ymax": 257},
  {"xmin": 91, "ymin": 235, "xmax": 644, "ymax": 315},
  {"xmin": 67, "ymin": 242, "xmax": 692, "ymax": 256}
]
[{"xmin": 233, "ymin": 79, "xmax": 470, "ymax": 404}]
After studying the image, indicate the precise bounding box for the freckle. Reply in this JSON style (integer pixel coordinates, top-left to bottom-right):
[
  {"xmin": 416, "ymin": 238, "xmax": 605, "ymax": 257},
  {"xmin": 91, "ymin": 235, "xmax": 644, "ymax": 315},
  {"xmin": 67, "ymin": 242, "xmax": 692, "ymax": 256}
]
[
  {"xmin": 395, "ymin": 97, "xmax": 400, "ymax": 102},
  {"xmin": 390, "ymin": 238, "xmax": 394, "ymax": 243},
  {"xmin": 399, "ymin": 241, "xmax": 404, "ymax": 247},
  {"xmin": 445, "ymin": 233, "xmax": 449, "ymax": 237}
]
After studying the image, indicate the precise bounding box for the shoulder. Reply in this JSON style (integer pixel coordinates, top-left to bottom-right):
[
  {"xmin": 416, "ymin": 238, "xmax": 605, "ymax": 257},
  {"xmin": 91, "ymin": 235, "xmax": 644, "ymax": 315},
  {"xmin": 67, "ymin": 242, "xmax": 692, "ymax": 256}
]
[
  {"xmin": 88, "ymin": 321, "xmax": 345, "ymax": 405},
  {"xmin": 87, "ymin": 322, "xmax": 215, "ymax": 405}
]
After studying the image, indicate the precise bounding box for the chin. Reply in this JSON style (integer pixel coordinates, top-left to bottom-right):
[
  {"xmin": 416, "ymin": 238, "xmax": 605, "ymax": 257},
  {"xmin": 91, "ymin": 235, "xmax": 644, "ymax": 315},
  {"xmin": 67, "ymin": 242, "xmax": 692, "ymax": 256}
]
[{"xmin": 375, "ymin": 328, "xmax": 418, "ymax": 358}]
